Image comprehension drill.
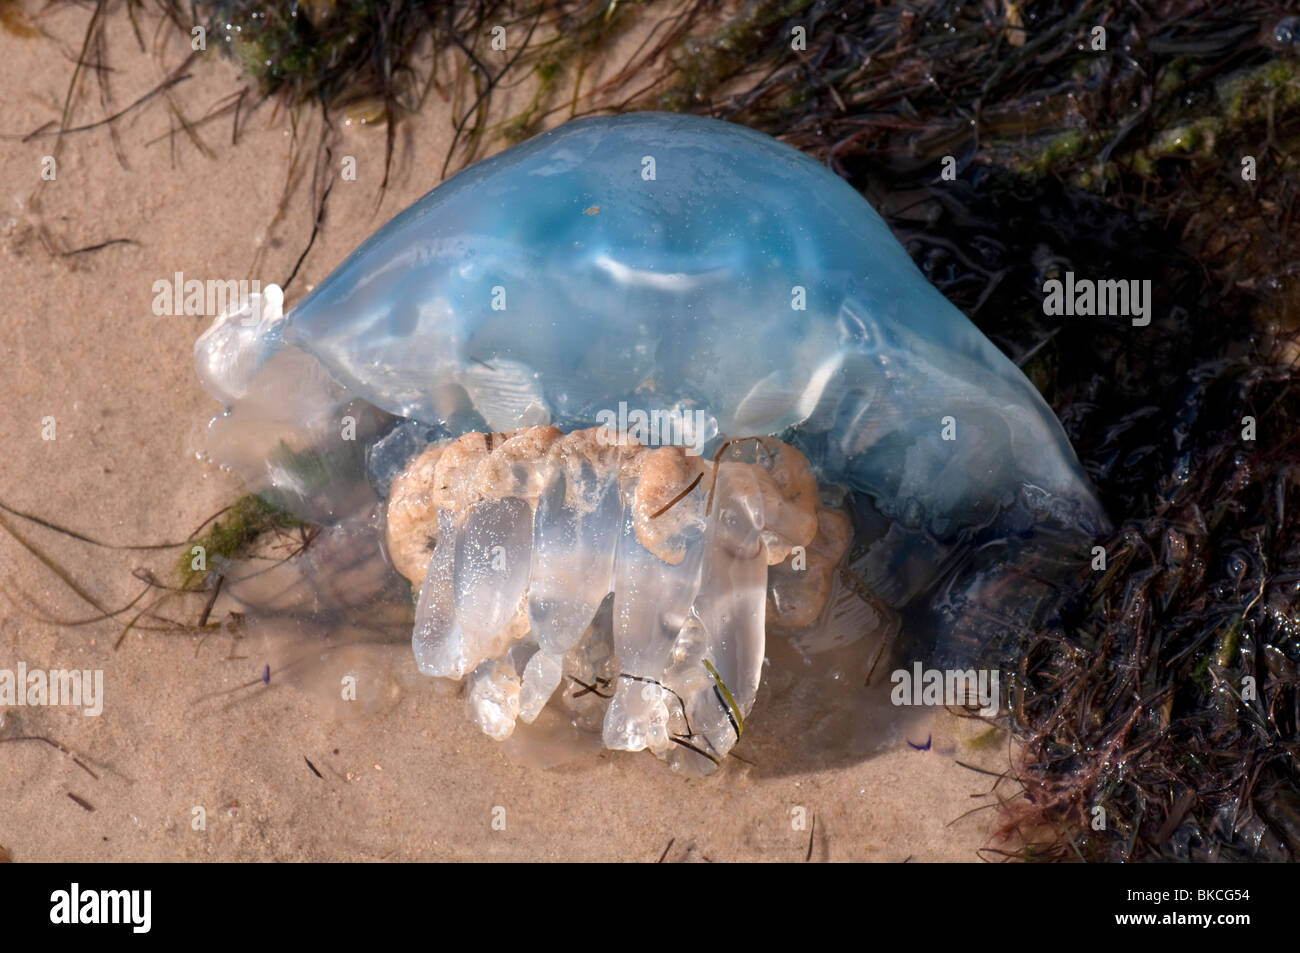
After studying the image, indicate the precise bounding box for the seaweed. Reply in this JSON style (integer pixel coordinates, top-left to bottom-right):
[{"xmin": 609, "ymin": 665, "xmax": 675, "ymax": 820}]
[
  {"xmin": 651, "ymin": 0, "xmax": 1300, "ymax": 861},
  {"xmin": 0, "ymin": 490, "xmax": 302, "ymax": 659},
  {"xmin": 177, "ymin": 492, "xmax": 302, "ymax": 590},
  {"xmin": 192, "ymin": 0, "xmax": 704, "ymax": 176}
]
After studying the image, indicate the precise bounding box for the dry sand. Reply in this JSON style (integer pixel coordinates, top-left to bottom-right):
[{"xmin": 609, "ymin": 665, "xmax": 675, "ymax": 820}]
[{"xmin": 0, "ymin": 4, "xmax": 1012, "ymax": 861}]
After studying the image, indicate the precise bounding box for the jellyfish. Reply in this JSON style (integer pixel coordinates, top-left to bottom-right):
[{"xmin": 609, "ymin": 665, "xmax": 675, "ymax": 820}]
[{"xmin": 194, "ymin": 112, "xmax": 1107, "ymax": 772}]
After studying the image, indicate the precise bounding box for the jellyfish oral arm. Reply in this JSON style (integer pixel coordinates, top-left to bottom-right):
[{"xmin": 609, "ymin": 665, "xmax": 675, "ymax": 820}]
[{"xmin": 385, "ymin": 427, "xmax": 848, "ymax": 768}]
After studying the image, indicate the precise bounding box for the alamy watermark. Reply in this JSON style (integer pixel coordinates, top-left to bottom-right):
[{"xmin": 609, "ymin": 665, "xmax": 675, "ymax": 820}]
[
  {"xmin": 0, "ymin": 662, "xmax": 103, "ymax": 716},
  {"xmin": 50, "ymin": 883, "xmax": 150, "ymax": 933},
  {"xmin": 1043, "ymin": 272, "xmax": 1152, "ymax": 326},
  {"xmin": 152, "ymin": 272, "xmax": 282, "ymax": 325},
  {"xmin": 890, "ymin": 662, "xmax": 1000, "ymax": 717},
  {"xmin": 595, "ymin": 401, "xmax": 710, "ymax": 456}
]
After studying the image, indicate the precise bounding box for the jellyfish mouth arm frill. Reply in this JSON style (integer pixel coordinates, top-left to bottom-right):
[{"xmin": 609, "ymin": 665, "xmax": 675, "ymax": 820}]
[{"xmin": 384, "ymin": 427, "xmax": 850, "ymax": 770}]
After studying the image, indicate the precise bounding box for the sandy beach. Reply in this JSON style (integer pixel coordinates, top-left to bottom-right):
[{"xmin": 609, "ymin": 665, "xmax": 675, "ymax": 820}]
[{"xmin": 0, "ymin": 3, "xmax": 1012, "ymax": 861}]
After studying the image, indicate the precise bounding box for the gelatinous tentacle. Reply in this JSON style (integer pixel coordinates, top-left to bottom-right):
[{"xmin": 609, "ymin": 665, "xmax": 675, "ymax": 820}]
[
  {"xmin": 453, "ymin": 496, "xmax": 534, "ymax": 662},
  {"xmin": 686, "ymin": 463, "xmax": 770, "ymax": 756},
  {"xmin": 518, "ymin": 648, "xmax": 564, "ymax": 724},
  {"xmin": 604, "ymin": 525, "xmax": 705, "ymax": 752},
  {"xmin": 389, "ymin": 426, "xmax": 899, "ymax": 768},
  {"xmin": 527, "ymin": 431, "xmax": 626, "ymax": 656},
  {"xmin": 413, "ymin": 510, "xmax": 473, "ymax": 678}
]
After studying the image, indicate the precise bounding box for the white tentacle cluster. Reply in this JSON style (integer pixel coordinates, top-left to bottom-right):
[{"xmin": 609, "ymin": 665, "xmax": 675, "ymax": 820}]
[{"xmin": 384, "ymin": 426, "xmax": 850, "ymax": 770}]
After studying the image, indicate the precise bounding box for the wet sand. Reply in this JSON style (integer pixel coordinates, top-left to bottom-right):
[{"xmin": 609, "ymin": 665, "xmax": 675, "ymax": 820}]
[{"xmin": 0, "ymin": 4, "xmax": 1011, "ymax": 861}]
